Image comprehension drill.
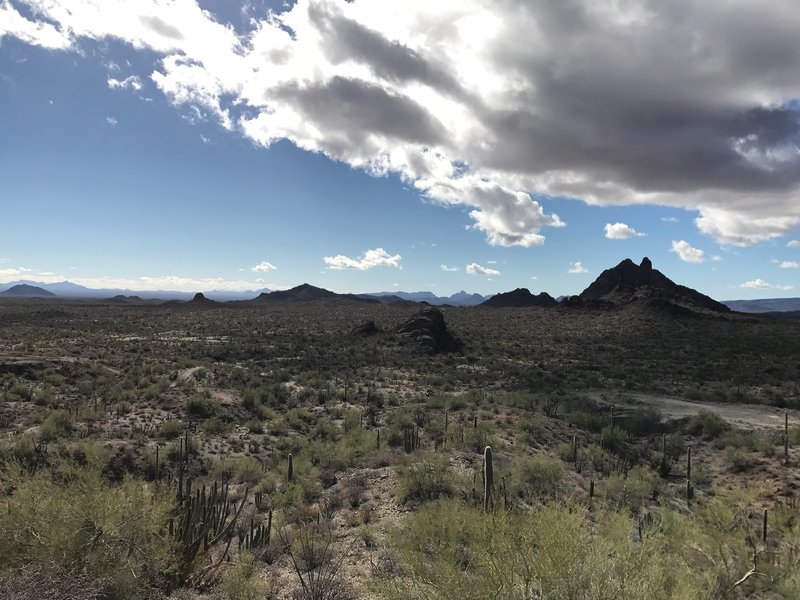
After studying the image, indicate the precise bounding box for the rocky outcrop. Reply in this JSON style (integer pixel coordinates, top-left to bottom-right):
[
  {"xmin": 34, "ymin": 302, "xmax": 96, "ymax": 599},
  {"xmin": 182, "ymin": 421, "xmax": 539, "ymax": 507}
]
[
  {"xmin": 351, "ymin": 320, "xmax": 380, "ymax": 336},
  {"xmin": 395, "ymin": 307, "xmax": 462, "ymax": 354}
]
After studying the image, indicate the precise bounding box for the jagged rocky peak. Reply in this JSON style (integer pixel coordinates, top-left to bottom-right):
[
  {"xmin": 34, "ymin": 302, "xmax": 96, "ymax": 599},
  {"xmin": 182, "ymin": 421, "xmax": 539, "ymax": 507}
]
[{"xmin": 578, "ymin": 257, "xmax": 730, "ymax": 313}]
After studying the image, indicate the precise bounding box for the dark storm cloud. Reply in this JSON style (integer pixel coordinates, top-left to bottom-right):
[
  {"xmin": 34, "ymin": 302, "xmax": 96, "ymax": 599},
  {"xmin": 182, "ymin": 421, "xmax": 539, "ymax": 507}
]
[{"xmin": 276, "ymin": 75, "xmax": 446, "ymax": 147}]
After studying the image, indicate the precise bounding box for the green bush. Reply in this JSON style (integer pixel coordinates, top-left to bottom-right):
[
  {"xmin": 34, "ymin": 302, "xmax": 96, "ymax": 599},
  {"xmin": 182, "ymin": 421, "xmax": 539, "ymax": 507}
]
[
  {"xmin": 38, "ymin": 410, "xmax": 72, "ymax": 442},
  {"xmin": 600, "ymin": 466, "xmax": 660, "ymax": 511},
  {"xmin": 157, "ymin": 419, "xmax": 184, "ymax": 440},
  {"xmin": 217, "ymin": 552, "xmax": 268, "ymax": 600},
  {"xmin": 209, "ymin": 456, "xmax": 263, "ymax": 484},
  {"xmin": 685, "ymin": 410, "xmax": 729, "ymax": 439},
  {"xmin": 399, "ymin": 455, "xmax": 453, "ymax": 504},
  {"xmin": 511, "ymin": 455, "xmax": 564, "ymax": 502},
  {"xmin": 725, "ymin": 447, "xmax": 757, "ymax": 472},
  {"xmin": 0, "ymin": 458, "xmax": 176, "ymax": 598}
]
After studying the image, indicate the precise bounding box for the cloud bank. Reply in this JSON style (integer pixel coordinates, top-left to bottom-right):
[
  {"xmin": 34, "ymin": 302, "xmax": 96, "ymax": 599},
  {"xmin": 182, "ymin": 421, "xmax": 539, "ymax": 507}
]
[{"xmin": 3, "ymin": 0, "xmax": 800, "ymax": 246}]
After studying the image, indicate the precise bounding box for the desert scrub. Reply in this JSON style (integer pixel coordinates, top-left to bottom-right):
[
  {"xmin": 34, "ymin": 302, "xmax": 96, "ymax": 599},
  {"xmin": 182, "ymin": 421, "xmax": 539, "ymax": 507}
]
[
  {"xmin": 379, "ymin": 499, "xmax": 709, "ymax": 600},
  {"xmin": 511, "ymin": 454, "xmax": 564, "ymax": 502},
  {"xmin": 684, "ymin": 410, "xmax": 729, "ymax": 439},
  {"xmin": 217, "ymin": 552, "xmax": 269, "ymax": 600},
  {"xmin": 600, "ymin": 466, "xmax": 661, "ymax": 512},
  {"xmin": 38, "ymin": 409, "xmax": 73, "ymax": 442},
  {"xmin": 157, "ymin": 419, "xmax": 184, "ymax": 440},
  {"xmin": 398, "ymin": 454, "xmax": 454, "ymax": 504},
  {"xmin": 0, "ymin": 455, "xmax": 176, "ymax": 598},
  {"xmin": 209, "ymin": 456, "xmax": 264, "ymax": 484}
]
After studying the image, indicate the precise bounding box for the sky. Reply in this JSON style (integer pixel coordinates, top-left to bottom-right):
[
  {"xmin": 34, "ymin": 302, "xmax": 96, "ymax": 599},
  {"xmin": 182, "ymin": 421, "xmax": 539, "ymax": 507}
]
[{"xmin": 1, "ymin": 0, "xmax": 799, "ymax": 299}]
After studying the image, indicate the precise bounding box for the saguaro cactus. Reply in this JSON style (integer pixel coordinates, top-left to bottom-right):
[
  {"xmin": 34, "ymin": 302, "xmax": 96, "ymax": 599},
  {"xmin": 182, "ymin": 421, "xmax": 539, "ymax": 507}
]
[
  {"xmin": 287, "ymin": 453, "xmax": 294, "ymax": 483},
  {"xmin": 483, "ymin": 445, "xmax": 493, "ymax": 512},
  {"xmin": 785, "ymin": 411, "xmax": 790, "ymax": 465}
]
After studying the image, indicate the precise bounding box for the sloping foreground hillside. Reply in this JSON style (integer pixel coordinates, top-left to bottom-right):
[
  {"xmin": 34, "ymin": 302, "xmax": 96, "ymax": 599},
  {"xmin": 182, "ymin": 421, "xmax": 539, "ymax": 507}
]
[{"xmin": 1, "ymin": 299, "xmax": 800, "ymax": 598}]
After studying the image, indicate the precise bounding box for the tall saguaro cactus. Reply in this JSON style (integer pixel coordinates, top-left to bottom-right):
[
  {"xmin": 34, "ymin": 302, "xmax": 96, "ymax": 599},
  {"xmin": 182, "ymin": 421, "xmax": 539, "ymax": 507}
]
[{"xmin": 483, "ymin": 445, "xmax": 493, "ymax": 512}]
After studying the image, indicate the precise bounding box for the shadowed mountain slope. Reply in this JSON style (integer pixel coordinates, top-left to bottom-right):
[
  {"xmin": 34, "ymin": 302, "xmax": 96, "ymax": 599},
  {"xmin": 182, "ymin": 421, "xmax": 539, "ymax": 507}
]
[{"xmin": 576, "ymin": 257, "xmax": 730, "ymax": 314}]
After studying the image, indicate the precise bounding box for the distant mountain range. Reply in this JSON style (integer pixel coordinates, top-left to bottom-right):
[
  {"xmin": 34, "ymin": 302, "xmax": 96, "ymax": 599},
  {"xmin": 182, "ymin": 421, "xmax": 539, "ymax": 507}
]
[
  {"xmin": 0, "ymin": 280, "xmax": 272, "ymax": 301},
  {"xmin": 721, "ymin": 298, "xmax": 800, "ymax": 313},
  {"xmin": 0, "ymin": 264, "xmax": 797, "ymax": 312}
]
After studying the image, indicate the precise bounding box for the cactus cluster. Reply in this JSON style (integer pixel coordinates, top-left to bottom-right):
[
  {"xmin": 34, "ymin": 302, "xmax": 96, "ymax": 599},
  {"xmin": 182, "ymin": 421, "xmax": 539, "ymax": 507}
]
[
  {"xmin": 403, "ymin": 427, "xmax": 421, "ymax": 453},
  {"xmin": 240, "ymin": 509, "xmax": 272, "ymax": 552}
]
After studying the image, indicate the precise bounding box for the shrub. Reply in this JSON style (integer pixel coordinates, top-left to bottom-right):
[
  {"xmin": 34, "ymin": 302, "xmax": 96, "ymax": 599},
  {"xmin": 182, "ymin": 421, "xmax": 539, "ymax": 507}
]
[
  {"xmin": 38, "ymin": 410, "xmax": 72, "ymax": 442},
  {"xmin": 511, "ymin": 455, "xmax": 564, "ymax": 502},
  {"xmin": 217, "ymin": 552, "xmax": 269, "ymax": 600},
  {"xmin": 0, "ymin": 458, "xmax": 176, "ymax": 598},
  {"xmin": 157, "ymin": 419, "xmax": 184, "ymax": 440},
  {"xmin": 685, "ymin": 410, "xmax": 729, "ymax": 439},
  {"xmin": 209, "ymin": 456, "xmax": 263, "ymax": 484},
  {"xmin": 600, "ymin": 466, "xmax": 661, "ymax": 511},
  {"xmin": 725, "ymin": 447, "xmax": 756, "ymax": 472},
  {"xmin": 399, "ymin": 455, "xmax": 453, "ymax": 504}
]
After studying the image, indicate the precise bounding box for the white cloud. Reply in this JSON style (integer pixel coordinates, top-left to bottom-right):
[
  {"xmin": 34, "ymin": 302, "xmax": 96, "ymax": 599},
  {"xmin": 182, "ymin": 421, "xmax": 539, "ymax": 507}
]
[
  {"xmin": 108, "ymin": 75, "xmax": 142, "ymax": 91},
  {"xmin": 661, "ymin": 217, "xmax": 679, "ymax": 223},
  {"xmin": 604, "ymin": 222, "xmax": 644, "ymax": 239},
  {"xmin": 779, "ymin": 261, "xmax": 800, "ymax": 269},
  {"xmin": 440, "ymin": 264, "xmax": 459, "ymax": 272},
  {"xmin": 711, "ymin": 255, "xmax": 722, "ymax": 262},
  {"xmin": 0, "ymin": 266, "xmax": 32, "ymax": 279},
  {"xmin": 568, "ymin": 261, "xmax": 589, "ymax": 274},
  {"xmin": 466, "ymin": 263, "xmax": 500, "ymax": 276},
  {"xmin": 670, "ymin": 240, "xmax": 705, "ymax": 264},
  {"xmin": 788, "ymin": 240, "xmax": 800, "ymax": 248},
  {"xmin": 324, "ymin": 247, "xmax": 401, "ymax": 270},
  {"xmin": 105, "ymin": 116, "xmax": 118, "ymax": 126},
  {"xmin": 4, "ymin": 0, "xmax": 800, "ymax": 246},
  {"xmin": 251, "ymin": 261, "xmax": 277, "ymax": 272},
  {"xmin": 740, "ymin": 279, "xmax": 794, "ymax": 291}
]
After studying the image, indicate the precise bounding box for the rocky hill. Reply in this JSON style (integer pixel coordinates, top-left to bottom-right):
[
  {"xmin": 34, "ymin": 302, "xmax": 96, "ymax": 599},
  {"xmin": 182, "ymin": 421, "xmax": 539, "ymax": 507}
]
[
  {"xmin": 482, "ymin": 288, "xmax": 558, "ymax": 308},
  {"xmin": 251, "ymin": 283, "xmax": 379, "ymax": 304}
]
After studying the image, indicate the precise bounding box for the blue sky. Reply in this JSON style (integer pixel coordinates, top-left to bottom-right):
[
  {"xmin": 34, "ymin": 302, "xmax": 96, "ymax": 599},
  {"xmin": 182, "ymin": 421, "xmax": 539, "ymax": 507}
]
[{"xmin": 1, "ymin": 0, "xmax": 799, "ymax": 298}]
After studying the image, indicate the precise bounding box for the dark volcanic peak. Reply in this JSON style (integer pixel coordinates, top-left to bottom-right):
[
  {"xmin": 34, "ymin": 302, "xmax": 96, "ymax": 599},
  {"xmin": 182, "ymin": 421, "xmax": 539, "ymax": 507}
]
[
  {"xmin": 0, "ymin": 284, "xmax": 56, "ymax": 298},
  {"xmin": 395, "ymin": 307, "xmax": 463, "ymax": 354},
  {"xmin": 482, "ymin": 288, "xmax": 558, "ymax": 308},
  {"xmin": 191, "ymin": 292, "xmax": 216, "ymax": 304},
  {"xmin": 579, "ymin": 257, "xmax": 730, "ymax": 313}
]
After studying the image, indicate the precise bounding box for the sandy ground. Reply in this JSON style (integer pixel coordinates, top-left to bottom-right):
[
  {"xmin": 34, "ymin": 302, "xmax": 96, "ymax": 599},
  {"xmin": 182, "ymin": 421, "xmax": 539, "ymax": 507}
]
[{"xmin": 590, "ymin": 391, "xmax": 797, "ymax": 431}]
